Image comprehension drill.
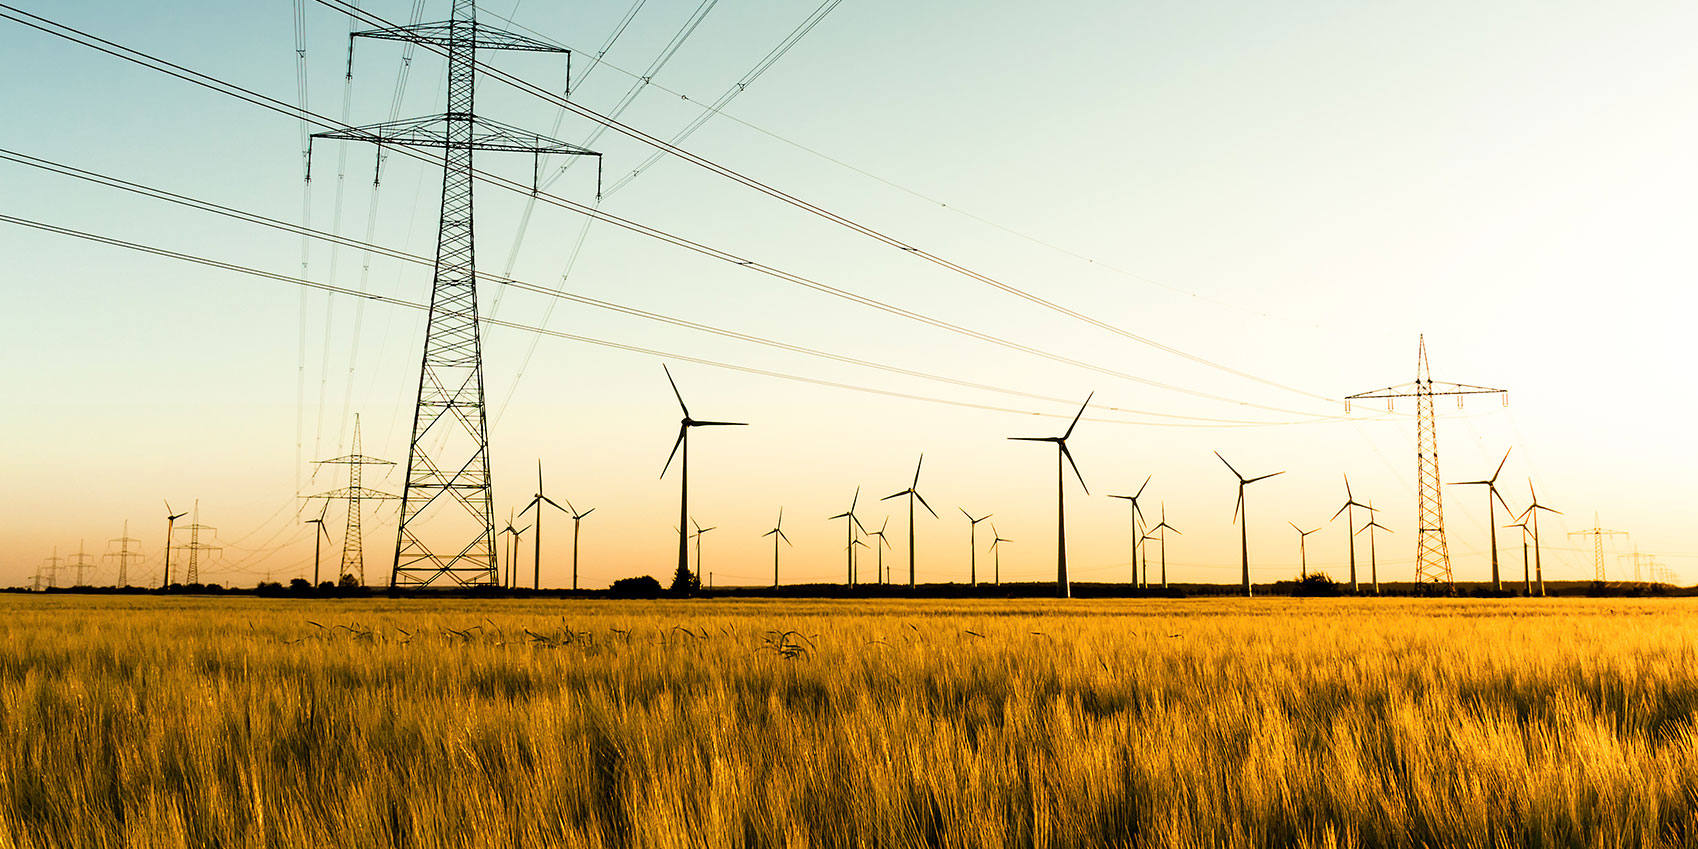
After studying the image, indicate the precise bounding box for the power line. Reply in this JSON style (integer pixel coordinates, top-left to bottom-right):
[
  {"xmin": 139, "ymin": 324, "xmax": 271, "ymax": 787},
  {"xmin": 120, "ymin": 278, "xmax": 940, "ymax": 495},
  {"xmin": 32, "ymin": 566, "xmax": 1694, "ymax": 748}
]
[
  {"xmin": 0, "ymin": 146, "xmax": 1341, "ymax": 427},
  {"xmin": 319, "ymin": 0, "xmax": 1342, "ymax": 407},
  {"xmin": 0, "ymin": 3, "xmax": 1334, "ymax": 417},
  {"xmin": 0, "ymin": 209, "xmax": 1363, "ymax": 430}
]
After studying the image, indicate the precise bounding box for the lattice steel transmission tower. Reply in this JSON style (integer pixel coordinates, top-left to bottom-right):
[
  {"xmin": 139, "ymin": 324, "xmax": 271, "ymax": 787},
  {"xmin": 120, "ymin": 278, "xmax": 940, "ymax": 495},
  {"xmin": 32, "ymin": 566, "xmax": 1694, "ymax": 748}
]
[
  {"xmin": 306, "ymin": 415, "xmax": 398, "ymax": 585},
  {"xmin": 311, "ymin": 0, "xmax": 599, "ymax": 586},
  {"xmin": 1569, "ymin": 513, "xmax": 1626, "ymax": 582},
  {"xmin": 106, "ymin": 520, "xmax": 144, "ymax": 587},
  {"xmin": 1347, "ymin": 337, "xmax": 1507, "ymax": 588},
  {"xmin": 173, "ymin": 501, "xmax": 220, "ymax": 585},
  {"xmin": 67, "ymin": 540, "xmax": 95, "ymax": 588}
]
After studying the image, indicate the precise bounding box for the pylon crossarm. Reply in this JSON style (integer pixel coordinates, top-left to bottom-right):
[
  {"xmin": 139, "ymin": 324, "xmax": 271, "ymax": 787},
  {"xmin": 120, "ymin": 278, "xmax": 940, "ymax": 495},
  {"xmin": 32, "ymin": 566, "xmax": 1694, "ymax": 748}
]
[
  {"xmin": 314, "ymin": 115, "xmax": 599, "ymax": 156},
  {"xmin": 353, "ymin": 21, "xmax": 568, "ymax": 54}
]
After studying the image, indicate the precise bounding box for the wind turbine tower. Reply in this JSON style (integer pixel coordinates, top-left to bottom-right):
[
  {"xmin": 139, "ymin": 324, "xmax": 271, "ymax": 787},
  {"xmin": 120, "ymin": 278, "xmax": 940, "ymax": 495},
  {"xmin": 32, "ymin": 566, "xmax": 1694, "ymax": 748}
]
[
  {"xmin": 1010, "ymin": 394, "xmax": 1094, "ymax": 599},
  {"xmin": 1347, "ymin": 337, "xmax": 1507, "ymax": 589},
  {"xmin": 829, "ymin": 488, "xmax": 867, "ymax": 585},
  {"xmin": 1217, "ymin": 452, "xmax": 1284, "ymax": 597},
  {"xmin": 1356, "ymin": 505, "xmax": 1391, "ymax": 595},
  {"xmin": 1150, "ymin": 504, "xmax": 1180, "ymax": 589},
  {"xmin": 882, "ymin": 454, "xmax": 937, "ymax": 588},
  {"xmin": 312, "ymin": 0, "xmax": 600, "ymax": 588},
  {"xmin": 308, "ymin": 416, "xmax": 397, "ymax": 586},
  {"xmin": 1448, "ymin": 448, "xmax": 1514, "ymax": 591},
  {"xmin": 1290, "ymin": 523, "xmax": 1319, "ymax": 580},
  {"xmin": 763, "ymin": 508, "xmax": 791, "ymax": 588},
  {"xmin": 988, "ymin": 525, "xmax": 1010, "ymax": 585},
  {"xmin": 960, "ymin": 509, "xmax": 991, "ymax": 586},
  {"xmin": 1330, "ymin": 475, "xmax": 1375, "ymax": 592},
  {"xmin": 660, "ymin": 365, "xmax": 746, "ymax": 593},
  {"xmin": 1569, "ymin": 513, "xmax": 1626, "ymax": 582},
  {"xmin": 519, "ymin": 461, "xmax": 569, "ymax": 589},
  {"xmin": 1107, "ymin": 476, "xmax": 1151, "ymax": 587}
]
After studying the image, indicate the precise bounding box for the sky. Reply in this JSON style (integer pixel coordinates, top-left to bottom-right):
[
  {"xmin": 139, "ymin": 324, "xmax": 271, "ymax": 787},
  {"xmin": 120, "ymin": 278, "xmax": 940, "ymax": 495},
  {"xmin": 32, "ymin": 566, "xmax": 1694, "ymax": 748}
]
[{"xmin": 2, "ymin": 0, "xmax": 1695, "ymax": 589}]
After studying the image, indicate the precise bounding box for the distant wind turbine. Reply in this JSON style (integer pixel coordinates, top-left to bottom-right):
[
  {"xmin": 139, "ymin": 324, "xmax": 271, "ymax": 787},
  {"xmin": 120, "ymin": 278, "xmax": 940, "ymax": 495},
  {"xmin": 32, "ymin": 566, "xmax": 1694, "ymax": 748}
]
[
  {"xmin": 867, "ymin": 518, "xmax": 892, "ymax": 585},
  {"xmin": 1505, "ymin": 518, "xmax": 1532, "ymax": 596},
  {"xmin": 1290, "ymin": 522, "xmax": 1320, "ymax": 580},
  {"xmin": 828, "ymin": 488, "xmax": 868, "ymax": 585},
  {"xmin": 1011, "ymin": 393, "xmax": 1094, "ymax": 599},
  {"xmin": 305, "ymin": 502, "xmax": 331, "ymax": 586},
  {"xmin": 519, "ymin": 461, "xmax": 569, "ymax": 590},
  {"xmin": 1448, "ymin": 447, "xmax": 1514, "ymax": 592},
  {"xmin": 1330, "ymin": 475, "xmax": 1376, "ymax": 592},
  {"xmin": 1217, "ymin": 452, "xmax": 1284, "ymax": 597},
  {"xmin": 1150, "ymin": 503, "xmax": 1180, "ymax": 589},
  {"xmin": 660, "ymin": 364, "xmax": 747, "ymax": 591},
  {"xmin": 1515, "ymin": 482, "xmax": 1560, "ymax": 597},
  {"xmin": 162, "ymin": 500, "xmax": 187, "ymax": 588},
  {"xmin": 881, "ymin": 454, "xmax": 937, "ymax": 588},
  {"xmin": 690, "ymin": 519, "xmax": 717, "ymax": 581},
  {"xmin": 564, "ymin": 499, "xmax": 594, "ymax": 591},
  {"xmin": 989, "ymin": 524, "xmax": 1011, "ymax": 585},
  {"xmin": 1107, "ymin": 475, "xmax": 1151, "ymax": 587},
  {"xmin": 763, "ymin": 508, "xmax": 791, "ymax": 588},
  {"xmin": 960, "ymin": 508, "xmax": 992, "ymax": 586},
  {"xmin": 1356, "ymin": 503, "xmax": 1391, "ymax": 595}
]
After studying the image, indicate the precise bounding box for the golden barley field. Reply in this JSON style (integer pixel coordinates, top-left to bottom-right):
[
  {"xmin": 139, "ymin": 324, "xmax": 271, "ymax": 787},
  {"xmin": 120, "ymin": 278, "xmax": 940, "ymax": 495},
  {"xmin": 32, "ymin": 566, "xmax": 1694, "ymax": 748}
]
[{"xmin": 2, "ymin": 594, "xmax": 1696, "ymax": 848}]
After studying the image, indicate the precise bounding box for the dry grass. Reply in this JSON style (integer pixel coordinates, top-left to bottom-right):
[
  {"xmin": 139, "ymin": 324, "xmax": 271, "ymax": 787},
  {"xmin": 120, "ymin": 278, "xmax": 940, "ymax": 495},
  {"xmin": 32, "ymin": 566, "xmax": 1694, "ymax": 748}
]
[{"xmin": 1, "ymin": 595, "xmax": 1696, "ymax": 847}]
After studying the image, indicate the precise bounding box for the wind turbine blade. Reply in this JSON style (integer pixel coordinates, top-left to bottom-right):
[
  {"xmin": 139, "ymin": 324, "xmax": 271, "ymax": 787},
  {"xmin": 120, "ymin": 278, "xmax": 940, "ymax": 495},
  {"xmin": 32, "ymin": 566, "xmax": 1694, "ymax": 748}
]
[
  {"xmin": 1135, "ymin": 474, "xmax": 1151, "ymax": 499},
  {"xmin": 1343, "ymin": 473, "xmax": 1353, "ymax": 501},
  {"xmin": 694, "ymin": 420, "xmax": 748, "ymax": 427},
  {"xmin": 781, "ymin": 531, "xmax": 792, "ymax": 545},
  {"xmin": 1492, "ymin": 487, "xmax": 1513, "ymax": 515},
  {"xmin": 1062, "ymin": 391, "xmax": 1094, "ymax": 440},
  {"xmin": 542, "ymin": 495, "xmax": 568, "ymax": 512},
  {"xmin": 536, "ymin": 460, "xmax": 543, "ymax": 495},
  {"xmin": 1215, "ymin": 451, "xmax": 1242, "ymax": 481},
  {"xmin": 853, "ymin": 515, "xmax": 868, "ymax": 533},
  {"xmin": 519, "ymin": 498, "xmax": 539, "ymax": 517},
  {"xmin": 880, "ymin": 518, "xmax": 890, "ymax": 534},
  {"xmin": 1008, "ymin": 436, "xmax": 1053, "ymax": 443},
  {"xmin": 1232, "ymin": 489, "xmax": 1242, "ymax": 525},
  {"xmin": 660, "ymin": 426, "xmax": 686, "ymax": 478},
  {"xmin": 1450, "ymin": 480, "xmax": 1491, "ymax": 487},
  {"xmin": 913, "ymin": 454, "xmax": 924, "ymax": 488},
  {"xmin": 763, "ymin": 529, "xmax": 777, "ymax": 538},
  {"xmin": 1331, "ymin": 502, "xmax": 1350, "ymax": 521},
  {"xmin": 829, "ymin": 511, "xmax": 851, "ymax": 520},
  {"xmin": 1246, "ymin": 471, "xmax": 1285, "ymax": 485},
  {"xmin": 662, "ymin": 363, "xmax": 689, "ymax": 418},
  {"xmin": 318, "ymin": 501, "xmax": 330, "ymax": 522},
  {"xmin": 1062, "ymin": 444, "xmax": 1088, "ymax": 494},
  {"xmin": 1492, "ymin": 447, "xmax": 1512, "ymax": 484},
  {"xmin": 914, "ymin": 491, "xmax": 939, "ymax": 518},
  {"xmin": 960, "ymin": 507, "xmax": 972, "ymax": 521},
  {"xmin": 579, "ymin": 508, "xmax": 595, "ymax": 519},
  {"xmin": 1290, "ymin": 521, "xmax": 1302, "ymax": 533},
  {"xmin": 881, "ymin": 491, "xmax": 907, "ymax": 502}
]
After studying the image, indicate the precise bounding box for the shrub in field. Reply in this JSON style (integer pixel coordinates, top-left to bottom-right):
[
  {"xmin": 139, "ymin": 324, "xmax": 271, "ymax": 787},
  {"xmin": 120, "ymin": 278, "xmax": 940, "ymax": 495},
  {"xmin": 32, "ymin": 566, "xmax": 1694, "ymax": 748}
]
[{"xmin": 609, "ymin": 575, "xmax": 664, "ymax": 598}]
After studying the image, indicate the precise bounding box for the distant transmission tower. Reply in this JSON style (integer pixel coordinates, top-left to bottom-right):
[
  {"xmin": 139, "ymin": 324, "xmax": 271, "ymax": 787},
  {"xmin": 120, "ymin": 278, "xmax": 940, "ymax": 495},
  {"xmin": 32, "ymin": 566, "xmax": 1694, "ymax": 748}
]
[
  {"xmin": 173, "ymin": 501, "xmax": 221, "ymax": 585},
  {"xmin": 1619, "ymin": 545, "xmax": 1651, "ymax": 582},
  {"xmin": 40, "ymin": 548, "xmax": 63, "ymax": 589},
  {"xmin": 306, "ymin": 415, "xmax": 398, "ymax": 585},
  {"xmin": 67, "ymin": 540, "xmax": 95, "ymax": 587},
  {"xmin": 1569, "ymin": 513, "xmax": 1626, "ymax": 582},
  {"xmin": 311, "ymin": 0, "xmax": 600, "ymax": 586},
  {"xmin": 106, "ymin": 521, "xmax": 144, "ymax": 587},
  {"xmin": 1347, "ymin": 337, "xmax": 1507, "ymax": 588}
]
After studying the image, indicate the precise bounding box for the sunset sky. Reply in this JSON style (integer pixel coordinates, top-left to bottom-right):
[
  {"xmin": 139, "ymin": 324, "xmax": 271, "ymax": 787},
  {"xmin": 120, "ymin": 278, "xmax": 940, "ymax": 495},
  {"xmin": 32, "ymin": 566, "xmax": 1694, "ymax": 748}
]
[{"xmin": 3, "ymin": 0, "xmax": 1694, "ymax": 589}]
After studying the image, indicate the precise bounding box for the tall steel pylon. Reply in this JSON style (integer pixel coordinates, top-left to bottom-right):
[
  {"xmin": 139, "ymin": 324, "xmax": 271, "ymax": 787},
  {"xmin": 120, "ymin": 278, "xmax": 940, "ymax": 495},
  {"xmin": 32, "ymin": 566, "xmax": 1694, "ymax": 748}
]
[
  {"xmin": 311, "ymin": 0, "xmax": 599, "ymax": 586},
  {"xmin": 306, "ymin": 415, "xmax": 397, "ymax": 585},
  {"xmin": 1347, "ymin": 337, "xmax": 1507, "ymax": 588},
  {"xmin": 1570, "ymin": 514, "xmax": 1626, "ymax": 582}
]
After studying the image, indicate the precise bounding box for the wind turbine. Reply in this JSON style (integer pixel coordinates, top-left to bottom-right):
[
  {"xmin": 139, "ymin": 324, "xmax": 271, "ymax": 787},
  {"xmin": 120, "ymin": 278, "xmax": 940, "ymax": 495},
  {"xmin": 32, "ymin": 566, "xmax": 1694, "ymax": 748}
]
[
  {"xmin": 1448, "ymin": 447, "xmax": 1514, "ymax": 592},
  {"xmin": 960, "ymin": 509, "xmax": 992, "ymax": 586},
  {"xmin": 1150, "ymin": 503, "xmax": 1180, "ymax": 588},
  {"xmin": 828, "ymin": 488, "xmax": 868, "ymax": 585},
  {"xmin": 867, "ymin": 518, "xmax": 892, "ymax": 585},
  {"xmin": 1356, "ymin": 504, "xmax": 1391, "ymax": 595},
  {"xmin": 162, "ymin": 500, "xmax": 187, "ymax": 589},
  {"xmin": 988, "ymin": 525, "xmax": 1011, "ymax": 585},
  {"xmin": 304, "ymin": 502, "xmax": 331, "ymax": 586},
  {"xmin": 563, "ymin": 499, "xmax": 595, "ymax": 591},
  {"xmin": 1217, "ymin": 452, "xmax": 1284, "ymax": 597},
  {"xmin": 1330, "ymin": 475, "xmax": 1375, "ymax": 592},
  {"xmin": 1515, "ymin": 482, "xmax": 1560, "ymax": 597},
  {"xmin": 1011, "ymin": 393, "xmax": 1094, "ymax": 599},
  {"xmin": 1505, "ymin": 518, "xmax": 1532, "ymax": 596},
  {"xmin": 881, "ymin": 454, "xmax": 937, "ymax": 588},
  {"xmin": 1107, "ymin": 475, "xmax": 1152, "ymax": 587},
  {"xmin": 1290, "ymin": 522, "xmax": 1320, "ymax": 580},
  {"xmin": 661, "ymin": 365, "xmax": 747, "ymax": 591},
  {"xmin": 499, "ymin": 512, "xmax": 527, "ymax": 589},
  {"xmin": 690, "ymin": 519, "xmax": 717, "ymax": 581},
  {"xmin": 763, "ymin": 508, "xmax": 791, "ymax": 588},
  {"xmin": 518, "ymin": 461, "xmax": 569, "ymax": 590}
]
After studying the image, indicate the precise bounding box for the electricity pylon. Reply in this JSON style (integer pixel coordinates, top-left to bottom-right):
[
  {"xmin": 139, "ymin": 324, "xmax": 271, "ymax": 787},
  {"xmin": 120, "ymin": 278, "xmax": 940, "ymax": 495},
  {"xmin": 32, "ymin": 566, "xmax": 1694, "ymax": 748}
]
[
  {"xmin": 1347, "ymin": 336, "xmax": 1507, "ymax": 589},
  {"xmin": 1619, "ymin": 545, "xmax": 1652, "ymax": 582},
  {"xmin": 173, "ymin": 501, "xmax": 220, "ymax": 585},
  {"xmin": 106, "ymin": 521, "xmax": 144, "ymax": 586},
  {"xmin": 41, "ymin": 548, "xmax": 63, "ymax": 589},
  {"xmin": 312, "ymin": 0, "xmax": 600, "ymax": 587},
  {"xmin": 306, "ymin": 416, "xmax": 397, "ymax": 586},
  {"xmin": 1569, "ymin": 513, "xmax": 1626, "ymax": 582},
  {"xmin": 67, "ymin": 540, "xmax": 95, "ymax": 587}
]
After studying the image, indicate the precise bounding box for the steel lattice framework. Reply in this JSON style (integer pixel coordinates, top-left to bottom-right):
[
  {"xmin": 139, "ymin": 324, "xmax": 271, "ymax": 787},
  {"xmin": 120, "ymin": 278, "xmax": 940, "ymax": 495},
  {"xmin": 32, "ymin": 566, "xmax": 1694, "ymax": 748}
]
[
  {"xmin": 311, "ymin": 0, "xmax": 597, "ymax": 586},
  {"xmin": 305, "ymin": 415, "xmax": 397, "ymax": 585},
  {"xmin": 1347, "ymin": 337, "xmax": 1507, "ymax": 589}
]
